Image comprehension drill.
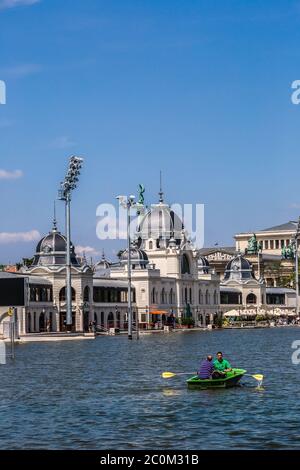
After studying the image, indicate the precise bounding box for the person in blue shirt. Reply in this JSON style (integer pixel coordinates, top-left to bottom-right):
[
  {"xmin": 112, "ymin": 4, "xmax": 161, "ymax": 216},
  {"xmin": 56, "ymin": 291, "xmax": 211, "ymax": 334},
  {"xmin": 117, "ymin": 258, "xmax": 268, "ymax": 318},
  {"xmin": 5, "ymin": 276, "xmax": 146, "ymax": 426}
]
[{"xmin": 197, "ymin": 355, "xmax": 214, "ymax": 379}]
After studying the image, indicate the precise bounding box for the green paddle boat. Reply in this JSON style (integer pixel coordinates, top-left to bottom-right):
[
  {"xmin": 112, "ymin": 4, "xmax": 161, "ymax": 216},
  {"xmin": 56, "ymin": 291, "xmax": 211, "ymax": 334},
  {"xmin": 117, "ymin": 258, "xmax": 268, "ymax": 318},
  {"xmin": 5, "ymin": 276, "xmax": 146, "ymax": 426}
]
[{"xmin": 186, "ymin": 368, "xmax": 246, "ymax": 390}]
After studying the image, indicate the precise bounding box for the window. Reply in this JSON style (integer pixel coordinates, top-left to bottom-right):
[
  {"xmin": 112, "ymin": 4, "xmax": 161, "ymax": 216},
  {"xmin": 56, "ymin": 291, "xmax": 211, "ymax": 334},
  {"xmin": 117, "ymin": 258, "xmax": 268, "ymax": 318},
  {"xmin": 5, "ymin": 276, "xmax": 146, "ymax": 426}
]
[
  {"xmin": 151, "ymin": 288, "xmax": 156, "ymax": 304},
  {"xmin": 205, "ymin": 290, "xmax": 210, "ymax": 305},
  {"xmin": 59, "ymin": 286, "xmax": 75, "ymax": 302},
  {"xmin": 246, "ymin": 293, "xmax": 257, "ymax": 304},
  {"xmin": 181, "ymin": 254, "xmax": 190, "ymax": 274},
  {"xmin": 265, "ymin": 240, "xmax": 269, "ymax": 250},
  {"xmin": 280, "ymin": 240, "xmax": 285, "ymax": 249},
  {"xmin": 270, "ymin": 240, "xmax": 274, "ymax": 249},
  {"xmin": 199, "ymin": 290, "xmax": 203, "ymax": 304},
  {"xmin": 107, "ymin": 312, "xmax": 114, "ymax": 327},
  {"xmin": 189, "ymin": 288, "xmax": 192, "ymax": 303},
  {"xmin": 169, "ymin": 288, "xmax": 174, "ymax": 304},
  {"xmin": 149, "ymin": 241, "xmax": 153, "ymax": 250},
  {"xmin": 185, "ymin": 288, "xmax": 188, "ymax": 303},
  {"xmin": 213, "ymin": 291, "xmax": 218, "ymax": 305},
  {"xmin": 83, "ymin": 286, "xmax": 90, "ymax": 302},
  {"xmin": 275, "ymin": 240, "xmax": 279, "ymax": 249}
]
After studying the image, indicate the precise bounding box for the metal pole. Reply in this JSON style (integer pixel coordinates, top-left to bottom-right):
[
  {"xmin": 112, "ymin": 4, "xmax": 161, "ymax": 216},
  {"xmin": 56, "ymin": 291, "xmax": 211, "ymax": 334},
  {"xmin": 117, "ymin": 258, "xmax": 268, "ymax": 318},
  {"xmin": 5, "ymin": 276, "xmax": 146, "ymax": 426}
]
[
  {"xmin": 10, "ymin": 315, "xmax": 15, "ymax": 360},
  {"xmin": 66, "ymin": 192, "xmax": 72, "ymax": 330},
  {"xmin": 296, "ymin": 239, "xmax": 299, "ymax": 317},
  {"xmin": 127, "ymin": 203, "xmax": 133, "ymax": 340},
  {"xmin": 136, "ymin": 308, "xmax": 139, "ymax": 340}
]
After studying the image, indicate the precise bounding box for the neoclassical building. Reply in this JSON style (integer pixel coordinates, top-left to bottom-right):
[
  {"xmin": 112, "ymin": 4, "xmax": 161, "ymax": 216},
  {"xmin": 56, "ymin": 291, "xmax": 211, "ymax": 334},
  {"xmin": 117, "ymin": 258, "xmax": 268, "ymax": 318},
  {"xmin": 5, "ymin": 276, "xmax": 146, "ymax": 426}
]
[
  {"xmin": 110, "ymin": 196, "xmax": 220, "ymax": 327},
  {"xmin": 219, "ymin": 252, "xmax": 296, "ymax": 313},
  {"xmin": 0, "ymin": 192, "xmax": 221, "ymax": 337}
]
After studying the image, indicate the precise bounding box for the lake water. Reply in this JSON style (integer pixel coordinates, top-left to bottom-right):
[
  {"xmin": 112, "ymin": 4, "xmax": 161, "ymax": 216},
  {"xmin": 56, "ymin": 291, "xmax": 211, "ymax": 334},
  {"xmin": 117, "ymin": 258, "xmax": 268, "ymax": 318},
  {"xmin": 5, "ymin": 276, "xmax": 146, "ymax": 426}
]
[{"xmin": 1, "ymin": 327, "xmax": 300, "ymax": 450}]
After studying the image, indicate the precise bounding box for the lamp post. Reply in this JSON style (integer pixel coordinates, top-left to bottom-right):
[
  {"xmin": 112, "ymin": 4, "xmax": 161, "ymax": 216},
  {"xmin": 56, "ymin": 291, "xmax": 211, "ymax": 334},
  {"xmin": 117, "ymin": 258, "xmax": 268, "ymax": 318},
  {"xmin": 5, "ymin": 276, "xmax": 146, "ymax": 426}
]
[
  {"xmin": 58, "ymin": 156, "xmax": 83, "ymax": 331},
  {"xmin": 116, "ymin": 195, "xmax": 136, "ymax": 340}
]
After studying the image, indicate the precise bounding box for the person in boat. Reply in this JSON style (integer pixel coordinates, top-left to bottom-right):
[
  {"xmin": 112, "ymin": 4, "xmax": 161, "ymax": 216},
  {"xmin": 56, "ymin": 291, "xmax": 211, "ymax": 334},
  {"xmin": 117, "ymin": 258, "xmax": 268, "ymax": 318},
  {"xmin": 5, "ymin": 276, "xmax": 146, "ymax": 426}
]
[
  {"xmin": 212, "ymin": 351, "xmax": 232, "ymax": 378},
  {"xmin": 197, "ymin": 355, "xmax": 214, "ymax": 379}
]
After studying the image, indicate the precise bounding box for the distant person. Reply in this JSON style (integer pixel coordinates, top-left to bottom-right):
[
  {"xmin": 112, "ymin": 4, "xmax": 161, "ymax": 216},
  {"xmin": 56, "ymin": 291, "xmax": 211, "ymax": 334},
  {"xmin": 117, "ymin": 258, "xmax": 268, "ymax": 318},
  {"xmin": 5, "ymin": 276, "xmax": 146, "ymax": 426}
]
[
  {"xmin": 197, "ymin": 355, "xmax": 214, "ymax": 379},
  {"xmin": 212, "ymin": 351, "xmax": 232, "ymax": 378}
]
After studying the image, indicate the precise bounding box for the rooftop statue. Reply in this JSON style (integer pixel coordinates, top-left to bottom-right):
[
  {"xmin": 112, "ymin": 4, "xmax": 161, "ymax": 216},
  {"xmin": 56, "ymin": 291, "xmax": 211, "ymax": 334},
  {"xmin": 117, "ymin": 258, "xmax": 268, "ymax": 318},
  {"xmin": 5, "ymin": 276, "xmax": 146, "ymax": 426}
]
[
  {"xmin": 138, "ymin": 183, "xmax": 145, "ymax": 205},
  {"xmin": 247, "ymin": 234, "xmax": 262, "ymax": 255},
  {"xmin": 282, "ymin": 243, "xmax": 295, "ymax": 260}
]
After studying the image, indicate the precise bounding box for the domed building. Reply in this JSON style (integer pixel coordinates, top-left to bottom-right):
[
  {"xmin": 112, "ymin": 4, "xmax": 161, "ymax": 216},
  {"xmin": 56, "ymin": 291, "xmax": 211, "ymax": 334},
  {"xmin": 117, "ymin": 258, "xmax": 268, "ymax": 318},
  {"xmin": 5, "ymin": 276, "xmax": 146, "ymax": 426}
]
[
  {"xmin": 110, "ymin": 188, "xmax": 221, "ymax": 328},
  {"xmin": 119, "ymin": 245, "xmax": 149, "ymax": 269},
  {"xmin": 21, "ymin": 217, "xmax": 94, "ymax": 333},
  {"xmin": 31, "ymin": 220, "xmax": 81, "ymax": 268},
  {"xmin": 198, "ymin": 256, "xmax": 210, "ymax": 275},
  {"xmin": 220, "ymin": 253, "xmax": 266, "ymax": 310},
  {"xmin": 93, "ymin": 250, "xmax": 111, "ymax": 278},
  {"xmin": 0, "ymin": 186, "xmax": 221, "ymax": 339}
]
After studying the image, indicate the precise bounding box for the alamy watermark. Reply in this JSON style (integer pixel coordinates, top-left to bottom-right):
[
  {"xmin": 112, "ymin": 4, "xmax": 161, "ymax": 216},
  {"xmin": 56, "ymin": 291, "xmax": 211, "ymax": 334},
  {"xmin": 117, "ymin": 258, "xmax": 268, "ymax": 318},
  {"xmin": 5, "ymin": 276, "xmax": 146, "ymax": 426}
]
[
  {"xmin": 291, "ymin": 340, "xmax": 300, "ymax": 364},
  {"xmin": 0, "ymin": 80, "xmax": 6, "ymax": 105},
  {"xmin": 96, "ymin": 202, "xmax": 205, "ymax": 248}
]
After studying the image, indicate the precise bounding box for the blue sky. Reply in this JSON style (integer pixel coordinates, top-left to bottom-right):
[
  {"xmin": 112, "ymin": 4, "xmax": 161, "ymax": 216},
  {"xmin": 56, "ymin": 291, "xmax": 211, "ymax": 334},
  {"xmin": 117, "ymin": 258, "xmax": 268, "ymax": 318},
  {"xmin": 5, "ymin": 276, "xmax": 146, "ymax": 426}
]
[{"xmin": 1, "ymin": 0, "xmax": 300, "ymax": 263}]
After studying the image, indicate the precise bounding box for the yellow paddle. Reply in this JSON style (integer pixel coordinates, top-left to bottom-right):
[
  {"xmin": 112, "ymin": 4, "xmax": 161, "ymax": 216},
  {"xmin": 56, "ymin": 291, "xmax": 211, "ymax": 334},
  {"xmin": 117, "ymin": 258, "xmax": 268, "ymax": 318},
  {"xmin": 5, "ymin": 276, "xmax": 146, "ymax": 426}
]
[
  {"xmin": 245, "ymin": 374, "xmax": 264, "ymax": 382},
  {"xmin": 162, "ymin": 371, "xmax": 195, "ymax": 379}
]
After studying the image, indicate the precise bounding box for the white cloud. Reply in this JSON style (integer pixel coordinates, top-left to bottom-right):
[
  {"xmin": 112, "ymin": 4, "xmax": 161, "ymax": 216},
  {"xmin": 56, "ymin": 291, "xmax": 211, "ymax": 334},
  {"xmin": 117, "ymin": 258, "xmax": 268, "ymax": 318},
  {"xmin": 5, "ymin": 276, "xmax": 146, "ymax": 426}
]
[
  {"xmin": 52, "ymin": 136, "xmax": 77, "ymax": 149},
  {"xmin": 291, "ymin": 203, "xmax": 300, "ymax": 209},
  {"xmin": 0, "ymin": 0, "xmax": 40, "ymax": 10},
  {"xmin": 0, "ymin": 169, "xmax": 23, "ymax": 179},
  {"xmin": 0, "ymin": 63, "xmax": 41, "ymax": 78},
  {"xmin": 75, "ymin": 245, "xmax": 101, "ymax": 257},
  {"xmin": 0, "ymin": 230, "xmax": 41, "ymax": 244}
]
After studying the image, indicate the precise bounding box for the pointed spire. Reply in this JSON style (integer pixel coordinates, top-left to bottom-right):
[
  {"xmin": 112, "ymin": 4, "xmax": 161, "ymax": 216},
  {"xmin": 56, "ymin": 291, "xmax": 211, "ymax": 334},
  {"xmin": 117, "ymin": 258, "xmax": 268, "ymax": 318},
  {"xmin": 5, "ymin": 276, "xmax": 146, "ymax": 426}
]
[
  {"xmin": 159, "ymin": 170, "xmax": 164, "ymax": 203},
  {"xmin": 52, "ymin": 200, "xmax": 57, "ymax": 232}
]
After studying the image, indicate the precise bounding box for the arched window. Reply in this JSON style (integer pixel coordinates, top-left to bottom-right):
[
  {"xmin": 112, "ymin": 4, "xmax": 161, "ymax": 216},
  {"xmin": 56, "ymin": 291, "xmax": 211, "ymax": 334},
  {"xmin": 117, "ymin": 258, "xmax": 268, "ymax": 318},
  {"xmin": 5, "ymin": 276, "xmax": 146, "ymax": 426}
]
[
  {"xmin": 59, "ymin": 286, "xmax": 75, "ymax": 302},
  {"xmin": 189, "ymin": 288, "xmax": 192, "ymax": 303},
  {"xmin": 151, "ymin": 287, "xmax": 156, "ymax": 304},
  {"xmin": 213, "ymin": 291, "xmax": 218, "ymax": 305},
  {"xmin": 185, "ymin": 287, "xmax": 188, "ymax": 304},
  {"xmin": 181, "ymin": 254, "xmax": 190, "ymax": 274},
  {"xmin": 246, "ymin": 293, "xmax": 257, "ymax": 304},
  {"xmin": 100, "ymin": 311, "xmax": 104, "ymax": 326},
  {"xmin": 199, "ymin": 290, "xmax": 203, "ymax": 304},
  {"xmin": 149, "ymin": 241, "xmax": 153, "ymax": 250},
  {"xmin": 107, "ymin": 312, "xmax": 114, "ymax": 328},
  {"xmin": 39, "ymin": 312, "xmax": 45, "ymax": 332},
  {"xmin": 84, "ymin": 286, "xmax": 90, "ymax": 302},
  {"xmin": 205, "ymin": 290, "xmax": 210, "ymax": 305},
  {"xmin": 27, "ymin": 312, "xmax": 32, "ymax": 333},
  {"xmin": 161, "ymin": 288, "xmax": 165, "ymax": 304},
  {"xmin": 47, "ymin": 312, "xmax": 53, "ymax": 332}
]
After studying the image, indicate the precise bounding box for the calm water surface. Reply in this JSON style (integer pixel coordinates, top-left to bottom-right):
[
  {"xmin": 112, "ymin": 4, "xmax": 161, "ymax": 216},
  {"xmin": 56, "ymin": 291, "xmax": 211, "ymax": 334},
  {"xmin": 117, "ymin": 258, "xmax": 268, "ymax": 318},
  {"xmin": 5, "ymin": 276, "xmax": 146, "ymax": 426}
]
[{"xmin": 1, "ymin": 327, "xmax": 300, "ymax": 450}]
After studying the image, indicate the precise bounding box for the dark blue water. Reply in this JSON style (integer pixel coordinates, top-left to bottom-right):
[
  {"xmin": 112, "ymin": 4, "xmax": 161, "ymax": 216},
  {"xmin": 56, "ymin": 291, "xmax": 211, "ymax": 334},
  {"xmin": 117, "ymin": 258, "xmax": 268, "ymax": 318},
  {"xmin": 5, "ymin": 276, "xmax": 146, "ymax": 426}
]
[{"xmin": 1, "ymin": 327, "xmax": 300, "ymax": 450}]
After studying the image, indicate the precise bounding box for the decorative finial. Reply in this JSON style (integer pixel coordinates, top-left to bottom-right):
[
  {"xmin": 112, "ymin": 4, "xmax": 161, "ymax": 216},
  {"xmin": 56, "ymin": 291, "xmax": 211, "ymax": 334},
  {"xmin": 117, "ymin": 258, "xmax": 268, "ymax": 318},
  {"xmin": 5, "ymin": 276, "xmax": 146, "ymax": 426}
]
[
  {"xmin": 159, "ymin": 170, "xmax": 164, "ymax": 203},
  {"xmin": 102, "ymin": 248, "xmax": 106, "ymax": 261},
  {"xmin": 52, "ymin": 200, "xmax": 57, "ymax": 232}
]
